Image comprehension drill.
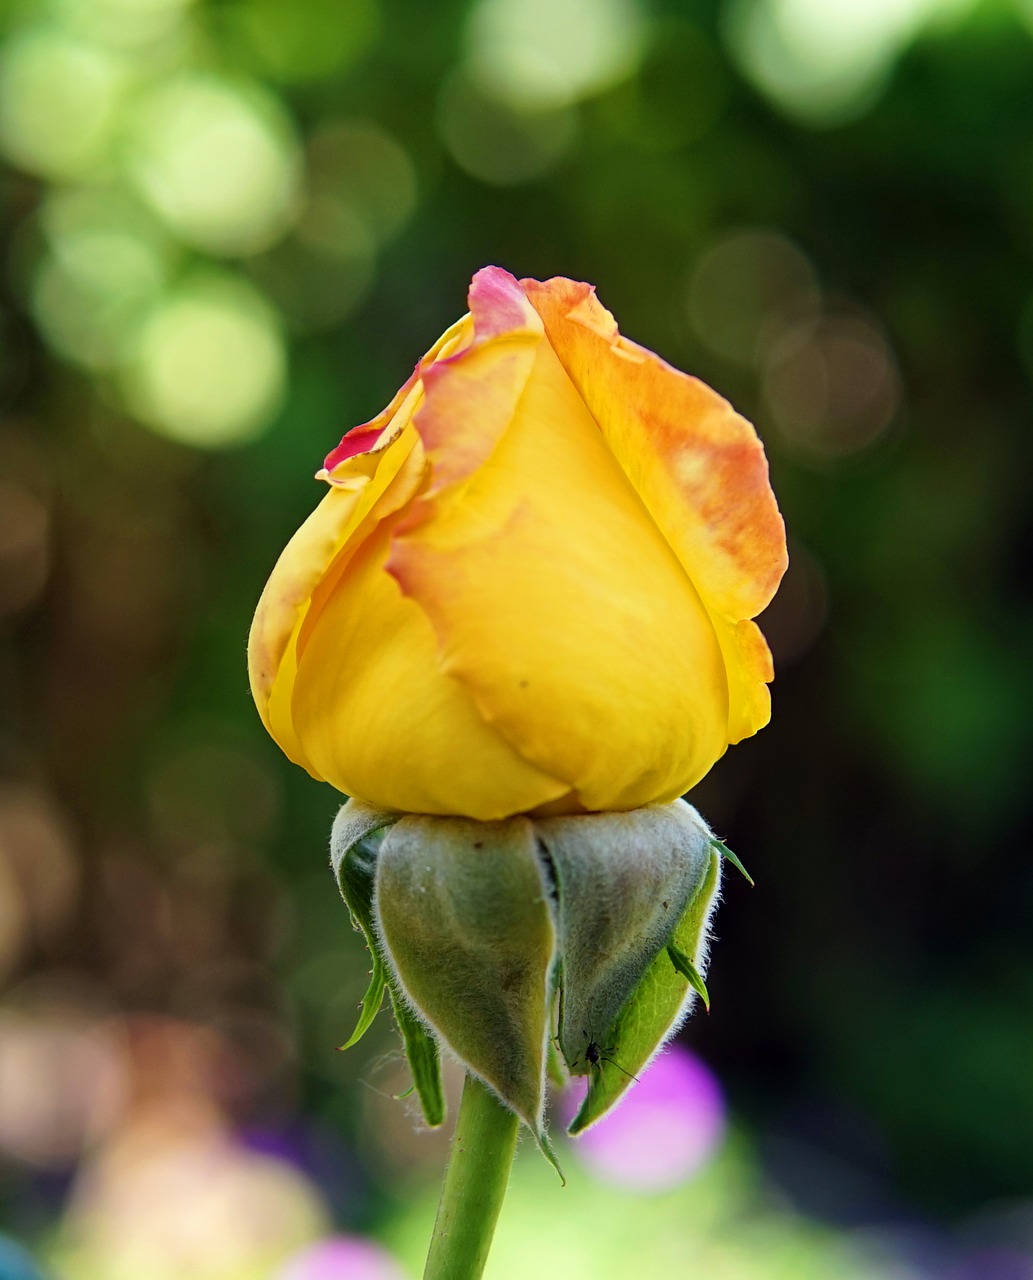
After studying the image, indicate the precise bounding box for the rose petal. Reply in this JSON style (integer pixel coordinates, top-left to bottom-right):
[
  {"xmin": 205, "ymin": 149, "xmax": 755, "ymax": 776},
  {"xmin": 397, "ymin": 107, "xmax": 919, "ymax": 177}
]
[
  {"xmin": 321, "ymin": 314, "xmax": 473, "ymax": 478},
  {"xmin": 290, "ymin": 514, "xmax": 568, "ymax": 818},
  {"xmin": 522, "ymin": 276, "xmax": 786, "ymax": 616},
  {"xmin": 401, "ymin": 267, "xmax": 543, "ymax": 520},
  {"xmin": 522, "ymin": 276, "xmax": 786, "ymax": 739},
  {"xmin": 248, "ymin": 424, "xmax": 424, "ymax": 775},
  {"xmin": 390, "ymin": 304, "xmax": 729, "ymax": 811},
  {"xmin": 716, "ymin": 616, "xmax": 774, "ymax": 743}
]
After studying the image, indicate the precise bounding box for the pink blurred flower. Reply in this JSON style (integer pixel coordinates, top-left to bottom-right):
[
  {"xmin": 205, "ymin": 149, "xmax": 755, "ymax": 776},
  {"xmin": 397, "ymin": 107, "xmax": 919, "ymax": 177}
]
[
  {"xmin": 275, "ymin": 1236, "xmax": 407, "ymax": 1280},
  {"xmin": 564, "ymin": 1044, "xmax": 726, "ymax": 1192}
]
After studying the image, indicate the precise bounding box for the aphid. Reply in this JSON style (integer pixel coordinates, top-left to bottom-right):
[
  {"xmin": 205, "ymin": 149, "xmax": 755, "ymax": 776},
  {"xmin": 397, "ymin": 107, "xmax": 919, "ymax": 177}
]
[{"xmin": 572, "ymin": 1030, "xmax": 640, "ymax": 1083}]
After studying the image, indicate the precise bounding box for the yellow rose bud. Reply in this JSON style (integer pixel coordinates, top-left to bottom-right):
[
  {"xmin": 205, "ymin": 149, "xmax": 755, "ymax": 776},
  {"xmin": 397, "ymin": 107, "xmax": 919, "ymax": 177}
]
[{"xmin": 248, "ymin": 267, "xmax": 787, "ymax": 819}]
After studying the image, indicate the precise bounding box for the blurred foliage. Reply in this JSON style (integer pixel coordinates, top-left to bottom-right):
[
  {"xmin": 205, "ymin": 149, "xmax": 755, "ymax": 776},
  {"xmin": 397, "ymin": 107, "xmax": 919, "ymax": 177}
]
[{"xmin": 1, "ymin": 0, "xmax": 1033, "ymax": 1273}]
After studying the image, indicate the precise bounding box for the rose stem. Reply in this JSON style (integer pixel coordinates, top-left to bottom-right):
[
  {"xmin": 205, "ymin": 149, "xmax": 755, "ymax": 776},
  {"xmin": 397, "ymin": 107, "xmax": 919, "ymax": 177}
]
[{"xmin": 423, "ymin": 1072, "xmax": 520, "ymax": 1280}]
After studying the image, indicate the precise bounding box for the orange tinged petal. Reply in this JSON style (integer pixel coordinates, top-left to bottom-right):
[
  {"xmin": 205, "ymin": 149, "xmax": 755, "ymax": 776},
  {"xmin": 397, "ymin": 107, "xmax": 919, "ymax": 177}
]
[
  {"xmin": 521, "ymin": 274, "xmax": 786, "ymax": 748},
  {"xmin": 390, "ymin": 291, "xmax": 730, "ymax": 811},
  {"xmin": 521, "ymin": 276, "xmax": 787, "ymax": 622}
]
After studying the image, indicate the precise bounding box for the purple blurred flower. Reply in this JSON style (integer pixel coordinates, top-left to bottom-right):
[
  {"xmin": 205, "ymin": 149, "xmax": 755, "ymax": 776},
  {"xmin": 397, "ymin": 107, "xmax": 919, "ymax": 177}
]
[
  {"xmin": 949, "ymin": 1247, "xmax": 1033, "ymax": 1280},
  {"xmin": 563, "ymin": 1043, "xmax": 726, "ymax": 1192},
  {"xmin": 274, "ymin": 1235, "xmax": 407, "ymax": 1280}
]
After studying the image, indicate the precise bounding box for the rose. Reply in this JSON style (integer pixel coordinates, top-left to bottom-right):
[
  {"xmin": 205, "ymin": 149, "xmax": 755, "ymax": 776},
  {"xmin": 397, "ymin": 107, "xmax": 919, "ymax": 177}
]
[{"xmin": 248, "ymin": 267, "xmax": 786, "ymax": 820}]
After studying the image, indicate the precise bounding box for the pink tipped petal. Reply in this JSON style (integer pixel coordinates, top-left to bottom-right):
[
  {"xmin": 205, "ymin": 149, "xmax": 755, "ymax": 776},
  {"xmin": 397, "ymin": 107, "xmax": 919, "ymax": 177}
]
[
  {"xmin": 469, "ymin": 265, "xmax": 543, "ymax": 339},
  {"xmin": 324, "ymin": 426, "xmax": 386, "ymax": 468},
  {"xmin": 322, "ymin": 373, "xmax": 422, "ymax": 477},
  {"xmin": 322, "ymin": 314, "xmax": 474, "ymax": 478},
  {"xmin": 403, "ymin": 268, "xmax": 543, "ymax": 515}
]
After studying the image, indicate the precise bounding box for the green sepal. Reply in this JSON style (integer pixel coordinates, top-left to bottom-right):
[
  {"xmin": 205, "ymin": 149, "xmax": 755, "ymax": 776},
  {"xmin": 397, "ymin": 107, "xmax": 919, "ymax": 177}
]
[
  {"xmin": 331, "ymin": 801, "xmax": 446, "ymax": 1129},
  {"xmin": 388, "ymin": 985, "xmax": 446, "ymax": 1127},
  {"xmin": 710, "ymin": 836, "xmax": 754, "ymax": 887},
  {"xmin": 666, "ymin": 943, "xmax": 710, "ymax": 1012},
  {"xmin": 568, "ymin": 846, "xmax": 722, "ymax": 1135},
  {"xmin": 537, "ymin": 800, "xmax": 713, "ymax": 1076},
  {"xmin": 374, "ymin": 815, "xmax": 556, "ymax": 1142},
  {"xmin": 331, "ymin": 808, "xmax": 393, "ymax": 1049},
  {"xmin": 537, "ymin": 1127, "xmax": 566, "ymax": 1186}
]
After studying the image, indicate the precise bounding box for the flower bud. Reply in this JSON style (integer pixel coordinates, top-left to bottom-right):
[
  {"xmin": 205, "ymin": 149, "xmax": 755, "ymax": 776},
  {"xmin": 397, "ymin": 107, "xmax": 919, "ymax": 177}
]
[{"xmin": 251, "ymin": 267, "xmax": 786, "ymax": 822}]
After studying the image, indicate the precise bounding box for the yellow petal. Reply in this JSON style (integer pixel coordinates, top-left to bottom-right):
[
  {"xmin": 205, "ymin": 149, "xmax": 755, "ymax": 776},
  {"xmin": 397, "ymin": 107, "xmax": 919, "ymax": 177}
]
[
  {"xmin": 248, "ymin": 422, "xmax": 423, "ymax": 775},
  {"xmin": 713, "ymin": 616, "xmax": 774, "ymax": 743},
  {"xmin": 289, "ymin": 514, "xmax": 568, "ymax": 818},
  {"xmin": 521, "ymin": 275, "xmax": 787, "ymax": 740},
  {"xmin": 390, "ymin": 300, "xmax": 730, "ymax": 811}
]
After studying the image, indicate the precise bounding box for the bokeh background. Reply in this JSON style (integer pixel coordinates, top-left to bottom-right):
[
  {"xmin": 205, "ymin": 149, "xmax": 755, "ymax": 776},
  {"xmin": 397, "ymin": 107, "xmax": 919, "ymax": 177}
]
[{"xmin": 1, "ymin": 0, "xmax": 1032, "ymax": 1276}]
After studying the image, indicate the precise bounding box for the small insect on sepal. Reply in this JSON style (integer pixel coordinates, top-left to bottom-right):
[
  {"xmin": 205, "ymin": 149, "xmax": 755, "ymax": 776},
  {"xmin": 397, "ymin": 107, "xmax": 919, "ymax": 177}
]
[
  {"xmin": 571, "ymin": 1030, "xmax": 640, "ymax": 1083},
  {"xmin": 566, "ymin": 841, "xmax": 722, "ymax": 1135}
]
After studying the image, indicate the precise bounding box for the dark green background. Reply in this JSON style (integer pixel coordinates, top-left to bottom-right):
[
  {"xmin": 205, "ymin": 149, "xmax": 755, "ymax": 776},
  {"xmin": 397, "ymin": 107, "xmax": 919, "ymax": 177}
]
[{"xmin": 1, "ymin": 0, "xmax": 1031, "ymax": 1267}]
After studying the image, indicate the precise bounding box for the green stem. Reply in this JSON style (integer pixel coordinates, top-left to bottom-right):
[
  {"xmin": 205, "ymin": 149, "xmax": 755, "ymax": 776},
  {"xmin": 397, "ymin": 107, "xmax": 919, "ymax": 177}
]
[{"xmin": 423, "ymin": 1072, "xmax": 520, "ymax": 1280}]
